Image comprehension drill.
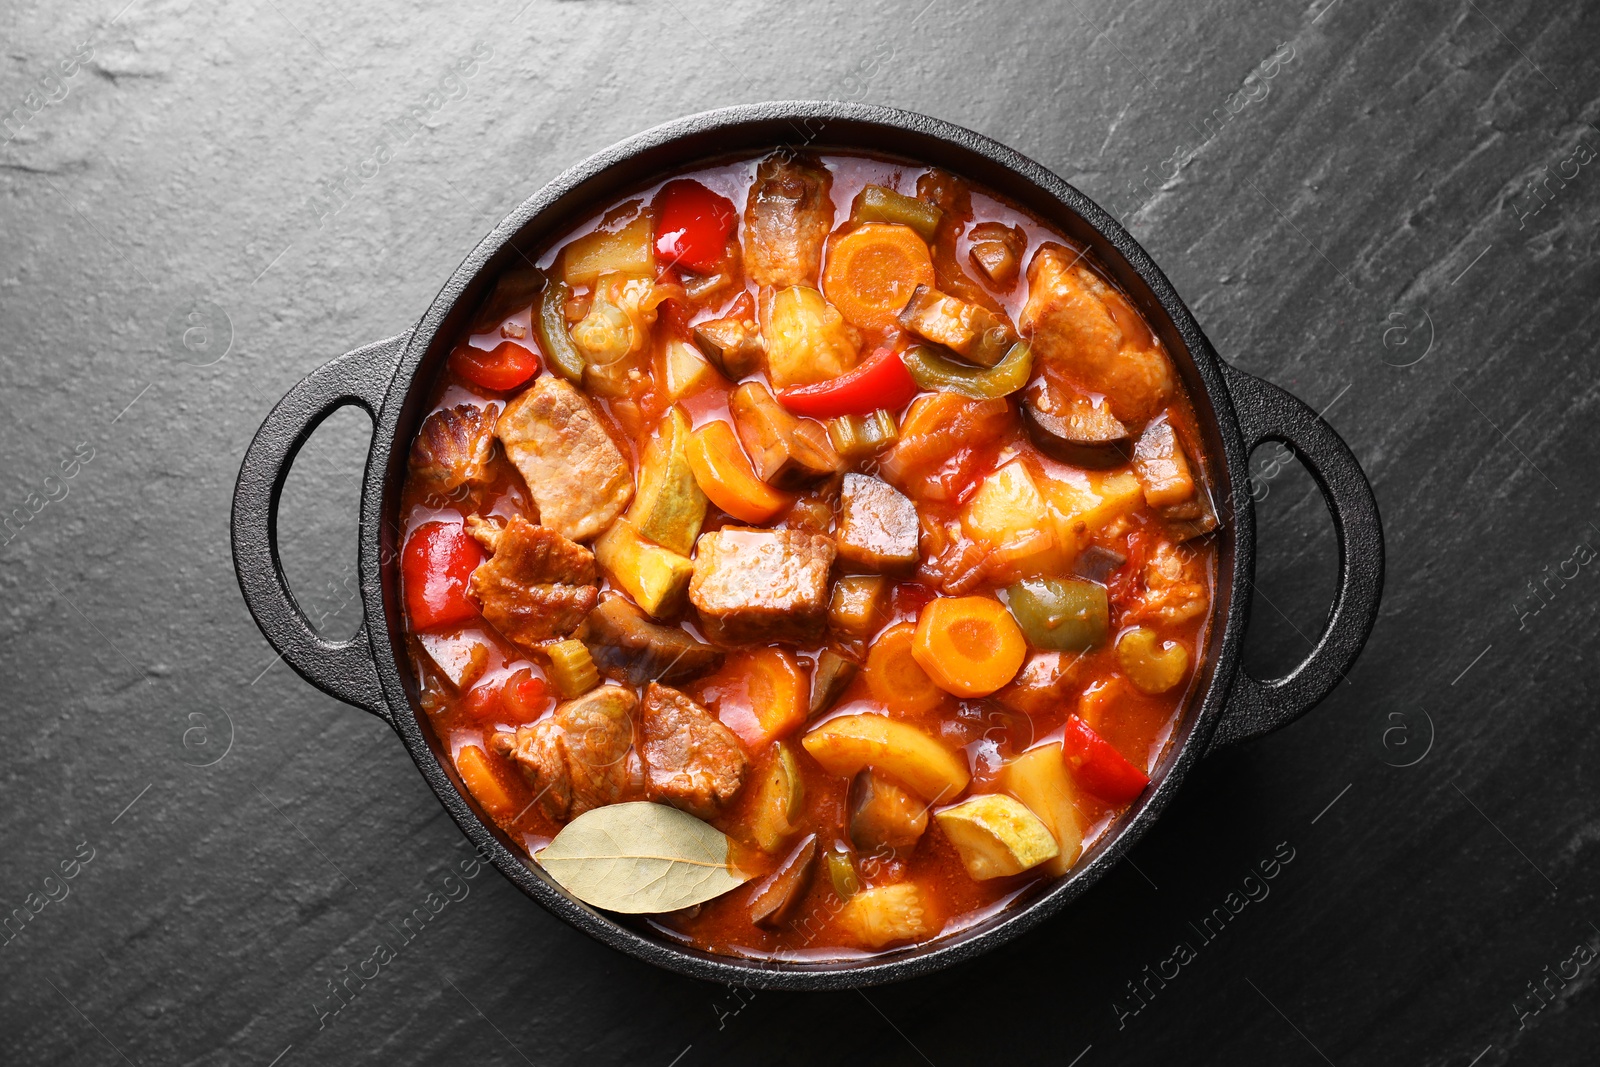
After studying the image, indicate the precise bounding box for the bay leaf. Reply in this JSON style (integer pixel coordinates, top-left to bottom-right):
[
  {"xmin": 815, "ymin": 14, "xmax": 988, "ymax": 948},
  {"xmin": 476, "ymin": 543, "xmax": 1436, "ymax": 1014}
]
[{"xmin": 536, "ymin": 802, "xmax": 750, "ymax": 913}]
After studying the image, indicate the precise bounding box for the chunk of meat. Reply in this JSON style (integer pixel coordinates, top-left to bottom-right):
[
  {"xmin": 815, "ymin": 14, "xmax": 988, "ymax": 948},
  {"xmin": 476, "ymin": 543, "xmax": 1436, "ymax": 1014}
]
[
  {"xmin": 1131, "ymin": 416, "xmax": 1195, "ymax": 508},
  {"xmin": 689, "ymin": 528, "xmax": 836, "ymax": 645},
  {"xmin": 408, "ymin": 404, "xmax": 499, "ymax": 499},
  {"xmin": 490, "ymin": 684, "xmax": 638, "ymax": 820},
  {"xmin": 1129, "ymin": 540, "xmax": 1209, "ymax": 625},
  {"xmin": 896, "ymin": 284, "xmax": 1014, "ymax": 367},
  {"xmin": 1020, "ymin": 243, "xmax": 1174, "ymax": 425},
  {"xmin": 640, "ymin": 682, "xmax": 749, "ymax": 819},
  {"xmin": 496, "ymin": 377, "xmax": 633, "ymax": 541},
  {"xmin": 581, "ymin": 592, "xmax": 725, "ymax": 686},
  {"xmin": 835, "ymin": 474, "xmax": 919, "ymax": 571},
  {"xmin": 742, "ymin": 153, "xmax": 834, "ymax": 288},
  {"xmin": 467, "ymin": 514, "xmax": 598, "ymax": 652}
]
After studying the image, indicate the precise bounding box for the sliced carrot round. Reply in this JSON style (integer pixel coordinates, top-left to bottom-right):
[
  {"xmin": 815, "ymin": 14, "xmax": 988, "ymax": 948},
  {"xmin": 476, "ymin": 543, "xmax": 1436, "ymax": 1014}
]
[
  {"xmin": 864, "ymin": 621, "xmax": 946, "ymax": 715},
  {"xmin": 822, "ymin": 223, "xmax": 937, "ymax": 331},
  {"xmin": 685, "ymin": 421, "xmax": 793, "ymax": 523},
  {"xmin": 912, "ymin": 596, "xmax": 1027, "ymax": 698}
]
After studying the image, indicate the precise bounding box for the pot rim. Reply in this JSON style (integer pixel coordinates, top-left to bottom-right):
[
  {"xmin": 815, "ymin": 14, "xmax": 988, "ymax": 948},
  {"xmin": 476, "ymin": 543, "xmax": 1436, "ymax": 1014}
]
[{"xmin": 357, "ymin": 100, "xmax": 1254, "ymax": 989}]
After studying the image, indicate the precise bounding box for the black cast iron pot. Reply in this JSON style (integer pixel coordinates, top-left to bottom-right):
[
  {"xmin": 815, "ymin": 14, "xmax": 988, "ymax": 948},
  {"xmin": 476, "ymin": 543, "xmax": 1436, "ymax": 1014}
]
[{"xmin": 232, "ymin": 101, "xmax": 1383, "ymax": 990}]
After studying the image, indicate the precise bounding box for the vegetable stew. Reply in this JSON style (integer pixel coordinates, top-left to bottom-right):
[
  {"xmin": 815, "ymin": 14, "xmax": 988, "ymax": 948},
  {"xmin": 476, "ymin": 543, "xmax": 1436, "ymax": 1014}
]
[{"xmin": 399, "ymin": 150, "xmax": 1216, "ymax": 959}]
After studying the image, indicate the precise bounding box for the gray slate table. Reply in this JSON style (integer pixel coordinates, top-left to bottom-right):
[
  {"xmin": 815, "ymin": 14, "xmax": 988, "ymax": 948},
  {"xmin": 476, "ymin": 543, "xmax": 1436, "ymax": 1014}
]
[{"xmin": 3, "ymin": 0, "xmax": 1597, "ymax": 1063}]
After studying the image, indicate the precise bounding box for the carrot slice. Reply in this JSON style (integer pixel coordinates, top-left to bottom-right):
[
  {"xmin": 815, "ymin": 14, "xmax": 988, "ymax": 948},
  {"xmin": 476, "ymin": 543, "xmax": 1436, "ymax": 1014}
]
[
  {"xmin": 912, "ymin": 596, "xmax": 1027, "ymax": 698},
  {"xmin": 864, "ymin": 621, "xmax": 946, "ymax": 715},
  {"xmin": 822, "ymin": 223, "xmax": 937, "ymax": 331},
  {"xmin": 455, "ymin": 744, "xmax": 517, "ymax": 821},
  {"xmin": 685, "ymin": 421, "xmax": 793, "ymax": 523},
  {"xmin": 691, "ymin": 647, "xmax": 808, "ymax": 748}
]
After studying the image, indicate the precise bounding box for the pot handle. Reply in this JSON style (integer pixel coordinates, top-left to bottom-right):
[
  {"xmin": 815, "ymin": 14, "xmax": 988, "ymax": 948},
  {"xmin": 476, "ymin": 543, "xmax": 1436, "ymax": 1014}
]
[
  {"xmin": 1208, "ymin": 363, "xmax": 1384, "ymax": 750},
  {"xmin": 230, "ymin": 333, "xmax": 410, "ymax": 721}
]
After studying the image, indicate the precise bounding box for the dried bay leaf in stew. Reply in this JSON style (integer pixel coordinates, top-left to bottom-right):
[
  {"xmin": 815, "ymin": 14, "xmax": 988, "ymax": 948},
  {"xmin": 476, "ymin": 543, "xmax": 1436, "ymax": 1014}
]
[{"xmin": 538, "ymin": 801, "xmax": 750, "ymax": 913}]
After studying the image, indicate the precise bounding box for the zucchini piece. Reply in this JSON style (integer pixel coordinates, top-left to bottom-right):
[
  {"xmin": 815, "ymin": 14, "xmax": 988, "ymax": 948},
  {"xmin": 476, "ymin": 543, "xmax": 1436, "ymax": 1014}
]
[
  {"xmin": 628, "ymin": 406, "xmax": 708, "ymax": 556},
  {"xmin": 934, "ymin": 793, "xmax": 1059, "ymax": 880}
]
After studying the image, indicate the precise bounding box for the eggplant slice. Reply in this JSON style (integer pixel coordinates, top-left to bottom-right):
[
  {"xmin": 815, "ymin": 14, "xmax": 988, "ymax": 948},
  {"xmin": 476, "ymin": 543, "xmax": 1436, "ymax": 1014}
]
[{"xmin": 1021, "ymin": 378, "xmax": 1133, "ymax": 468}]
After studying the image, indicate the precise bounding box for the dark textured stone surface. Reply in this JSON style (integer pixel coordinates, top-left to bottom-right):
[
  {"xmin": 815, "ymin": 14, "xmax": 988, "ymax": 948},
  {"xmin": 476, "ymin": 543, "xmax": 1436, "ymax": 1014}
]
[{"xmin": 2, "ymin": 0, "xmax": 1596, "ymax": 1063}]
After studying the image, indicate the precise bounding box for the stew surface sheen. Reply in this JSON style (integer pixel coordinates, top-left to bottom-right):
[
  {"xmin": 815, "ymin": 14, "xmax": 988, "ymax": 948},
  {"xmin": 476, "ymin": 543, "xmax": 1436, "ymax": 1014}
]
[{"xmin": 398, "ymin": 150, "xmax": 1217, "ymax": 961}]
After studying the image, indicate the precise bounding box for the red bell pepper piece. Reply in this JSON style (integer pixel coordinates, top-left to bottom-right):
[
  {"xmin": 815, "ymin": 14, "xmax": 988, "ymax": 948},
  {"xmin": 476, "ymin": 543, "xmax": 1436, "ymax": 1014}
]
[
  {"xmin": 463, "ymin": 667, "xmax": 549, "ymax": 724},
  {"xmin": 1062, "ymin": 716, "xmax": 1151, "ymax": 804},
  {"xmin": 449, "ymin": 340, "xmax": 540, "ymax": 392},
  {"xmin": 402, "ymin": 521, "xmax": 483, "ymax": 630},
  {"xmin": 776, "ymin": 347, "xmax": 920, "ymax": 419},
  {"xmin": 653, "ymin": 179, "xmax": 737, "ymax": 273}
]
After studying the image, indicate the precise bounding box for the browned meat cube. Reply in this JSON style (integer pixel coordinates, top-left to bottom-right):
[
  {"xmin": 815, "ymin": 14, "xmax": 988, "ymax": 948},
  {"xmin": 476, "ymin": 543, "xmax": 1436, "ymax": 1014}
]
[
  {"xmin": 1020, "ymin": 243, "xmax": 1174, "ymax": 425},
  {"xmin": 582, "ymin": 592, "xmax": 725, "ymax": 686},
  {"xmin": 896, "ymin": 285, "xmax": 1015, "ymax": 367},
  {"xmin": 730, "ymin": 382, "xmax": 841, "ymax": 488},
  {"xmin": 742, "ymin": 153, "xmax": 834, "ymax": 288},
  {"xmin": 640, "ymin": 682, "xmax": 749, "ymax": 819},
  {"xmin": 467, "ymin": 514, "xmax": 598, "ymax": 653},
  {"xmin": 408, "ymin": 404, "xmax": 499, "ymax": 499},
  {"xmin": 1129, "ymin": 540, "xmax": 1209, "ymax": 625},
  {"xmin": 1132, "ymin": 416, "xmax": 1195, "ymax": 508},
  {"xmin": 491, "ymin": 684, "xmax": 639, "ymax": 820},
  {"xmin": 496, "ymin": 377, "xmax": 633, "ymax": 542},
  {"xmin": 835, "ymin": 474, "xmax": 919, "ymax": 572},
  {"xmin": 689, "ymin": 528, "xmax": 836, "ymax": 645}
]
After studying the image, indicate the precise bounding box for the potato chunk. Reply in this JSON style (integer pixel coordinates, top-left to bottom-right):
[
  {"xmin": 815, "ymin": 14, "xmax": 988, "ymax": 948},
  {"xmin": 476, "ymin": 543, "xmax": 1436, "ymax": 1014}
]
[
  {"xmin": 496, "ymin": 377, "xmax": 633, "ymax": 542},
  {"xmin": 593, "ymin": 519, "xmax": 693, "ymax": 619},
  {"xmin": 996, "ymin": 745, "xmax": 1084, "ymax": 876},
  {"xmin": 1037, "ymin": 467, "xmax": 1144, "ymax": 560},
  {"xmin": 934, "ymin": 793, "xmax": 1059, "ymax": 880},
  {"xmin": 759, "ymin": 286, "xmax": 861, "ymax": 390},
  {"xmin": 961, "ymin": 460, "xmax": 1059, "ymax": 576},
  {"xmin": 663, "ymin": 340, "xmax": 717, "ymax": 400}
]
